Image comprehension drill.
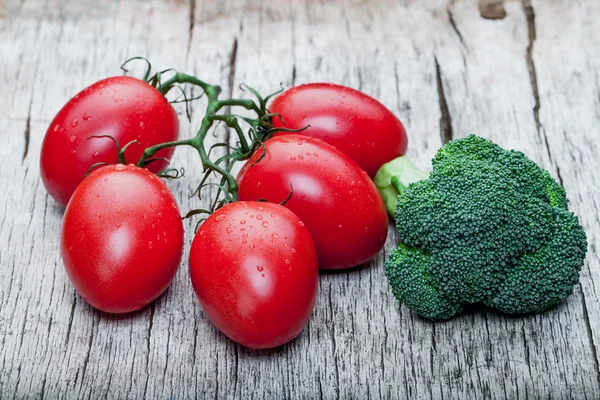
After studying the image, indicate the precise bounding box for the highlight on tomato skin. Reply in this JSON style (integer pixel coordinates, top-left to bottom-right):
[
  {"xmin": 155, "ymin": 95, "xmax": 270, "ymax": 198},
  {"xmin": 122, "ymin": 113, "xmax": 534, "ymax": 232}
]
[
  {"xmin": 237, "ymin": 134, "xmax": 389, "ymax": 270},
  {"xmin": 189, "ymin": 201, "xmax": 319, "ymax": 349},
  {"xmin": 269, "ymin": 82, "xmax": 408, "ymax": 177},
  {"xmin": 40, "ymin": 76, "xmax": 179, "ymax": 207},
  {"xmin": 60, "ymin": 164, "xmax": 184, "ymax": 314}
]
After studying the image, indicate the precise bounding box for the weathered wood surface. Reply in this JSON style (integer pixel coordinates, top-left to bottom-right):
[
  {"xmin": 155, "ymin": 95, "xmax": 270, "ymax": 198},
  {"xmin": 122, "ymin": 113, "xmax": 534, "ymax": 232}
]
[{"xmin": 1, "ymin": 0, "xmax": 599, "ymax": 398}]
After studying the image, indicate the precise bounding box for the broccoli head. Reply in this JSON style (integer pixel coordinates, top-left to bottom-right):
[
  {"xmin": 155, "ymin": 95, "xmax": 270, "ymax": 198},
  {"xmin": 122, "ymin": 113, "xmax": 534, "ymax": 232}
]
[{"xmin": 375, "ymin": 135, "xmax": 587, "ymax": 320}]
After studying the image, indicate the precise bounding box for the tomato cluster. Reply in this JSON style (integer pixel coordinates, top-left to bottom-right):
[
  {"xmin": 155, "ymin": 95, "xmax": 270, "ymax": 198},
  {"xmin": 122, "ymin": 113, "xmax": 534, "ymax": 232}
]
[{"xmin": 42, "ymin": 69, "xmax": 407, "ymax": 349}]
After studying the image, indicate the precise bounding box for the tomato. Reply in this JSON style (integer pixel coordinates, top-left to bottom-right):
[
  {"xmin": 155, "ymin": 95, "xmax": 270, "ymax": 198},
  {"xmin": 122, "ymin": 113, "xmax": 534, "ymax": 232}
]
[
  {"xmin": 237, "ymin": 134, "xmax": 388, "ymax": 270},
  {"xmin": 189, "ymin": 201, "xmax": 318, "ymax": 349},
  {"xmin": 61, "ymin": 164, "xmax": 184, "ymax": 313},
  {"xmin": 269, "ymin": 83, "xmax": 408, "ymax": 177},
  {"xmin": 41, "ymin": 76, "xmax": 179, "ymax": 206}
]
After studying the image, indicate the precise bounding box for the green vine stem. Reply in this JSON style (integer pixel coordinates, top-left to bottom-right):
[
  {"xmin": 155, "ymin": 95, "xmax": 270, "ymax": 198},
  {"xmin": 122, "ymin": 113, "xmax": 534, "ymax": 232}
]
[
  {"xmin": 134, "ymin": 70, "xmax": 299, "ymax": 204},
  {"xmin": 120, "ymin": 57, "xmax": 307, "ymax": 213}
]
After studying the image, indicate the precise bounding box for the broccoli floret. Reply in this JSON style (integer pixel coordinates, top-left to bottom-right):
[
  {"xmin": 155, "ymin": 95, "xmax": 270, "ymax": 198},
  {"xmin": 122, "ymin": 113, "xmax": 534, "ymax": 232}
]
[
  {"xmin": 385, "ymin": 244, "xmax": 462, "ymax": 320},
  {"xmin": 485, "ymin": 208, "xmax": 587, "ymax": 313},
  {"xmin": 375, "ymin": 135, "xmax": 588, "ymax": 320}
]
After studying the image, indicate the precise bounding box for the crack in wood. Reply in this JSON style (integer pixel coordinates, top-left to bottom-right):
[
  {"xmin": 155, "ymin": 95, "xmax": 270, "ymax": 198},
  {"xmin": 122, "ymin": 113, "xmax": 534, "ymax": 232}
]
[
  {"xmin": 78, "ymin": 313, "xmax": 99, "ymax": 398},
  {"xmin": 22, "ymin": 99, "xmax": 32, "ymax": 162},
  {"xmin": 434, "ymin": 56, "xmax": 453, "ymax": 144},
  {"xmin": 523, "ymin": 0, "xmax": 540, "ymax": 135},
  {"xmin": 326, "ymin": 286, "xmax": 341, "ymax": 400},
  {"xmin": 290, "ymin": 4, "xmax": 297, "ymax": 87},
  {"xmin": 522, "ymin": 0, "xmax": 564, "ymax": 189},
  {"xmin": 581, "ymin": 287, "xmax": 600, "ymax": 389},
  {"xmin": 447, "ymin": 5, "xmax": 467, "ymax": 49},
  {"xmin": 64, "ymin": 292, "xmax": 77, "ymax": 346},
  {"xmin": 187, "ymin": 0, "xmax": 196, "ymax": 59},
  {"xmin": 224, "ymin": 37, "xmax": 238, "ymax": 163},
  {"xmin": 142, "ymin": 302, "xmax": 156, "ymax": 399}
]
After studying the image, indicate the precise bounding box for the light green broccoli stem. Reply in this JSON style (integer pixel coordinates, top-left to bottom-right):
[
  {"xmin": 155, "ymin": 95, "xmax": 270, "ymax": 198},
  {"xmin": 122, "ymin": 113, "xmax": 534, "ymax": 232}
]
[{"xmin": 374, "ymin": 156, "xmax": 430, "ymax": 216}]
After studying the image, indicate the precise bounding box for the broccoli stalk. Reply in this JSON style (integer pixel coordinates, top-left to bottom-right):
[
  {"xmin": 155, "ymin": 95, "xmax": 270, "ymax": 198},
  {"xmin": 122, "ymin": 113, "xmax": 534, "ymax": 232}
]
[
  {"xmin": 374, "ymin": 156, "xmax": 430, "ymax": 216},
  {"xmin": 377, "ymin": 135, "xmax": 587, "ymax": 320}
]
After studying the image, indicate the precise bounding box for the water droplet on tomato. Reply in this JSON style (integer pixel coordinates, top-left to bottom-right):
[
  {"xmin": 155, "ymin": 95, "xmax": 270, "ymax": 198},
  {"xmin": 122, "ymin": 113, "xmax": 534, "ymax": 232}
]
[
  {"xmin": 157, "ymin": 234, "xmax": 161, "ymax": 240},
  {"xmin": 148, "ymin": 242, "xmax": 153, "ymax": 249},
  {"xmin": 116, "ymin": 223, "xmax": 121, "ymax": 228},
  {"xmin": 285, "ymin": 259, "xmax": 290, "ymax": 265},
  {"xmin": 161, "ymin": 189, "xmax": 167, "ymax": 195},
  {"xmin": 271, "ymin": 233, "xmax": 279, "ymax": 239},
  {"xmin": 298, "ymin": 155, "xmax": 304, "ymax": 160},
  {"xmin": 115, "ymin": 164, "xmax": 126, "ymax": 171},
  {"xmin": 257, "ymin": 266, "xmax": 264, "ymax": 272},
  {"xmin": 336, "ymin": 176, "xmax": 340, "ymax": 181},
  {"xmin": 83, "ymin": 112, "xmax": 92, "ymax": 121},
  {"xmin": 53, "ymin": 124, "xmax": 60, "ymax": 132},
  {"xmin": 339, "ymin": 224, "xmax": 343, "ymax": 228},
  {"xmin": 242, "ymin": 240, "xmax": 247, "ymax": 244},
  {"xmin": 298, "ymin": 221, "xmax": 305, "ymax": 227},
  {"xmin": 243, "ymin": 233, "xmax": 248, "ymax": 238},
  {"xmin": 95, "ymin": 213, "xmax": 101, "ymax": 219},
  {"xmin": 291, "ymin": 248, "xmax": 296, "ymax": 253},
  {"xmin": 261, "ymin": 274, "xmax": 265, "ymax": 277},
  {"xmin": 256, "ymin": 215, "xmax": 263, "ymax": 220},
  {"xmin": 262, "ymin": 221, "xmax": 269, "ymax": 227},
  {"xmin": 226, "ymin": 227, "xmax": 233, "ymax": 234},
  {"xmin": 69, "ymin": 135, "xmax": 76, "ymax": 142},
  {"xmin": 70, "ymin": 119, "xmax": 78, "ymax": 128},
  {"xmin": 240, "ymin": 227, "xmax": 245, "ymax": 231},
  {"xmin": 139, "ymin": 121, "xmax": 145, "ymax": 128},
  {"xmin": 290, "ymin": 156, "xmax": 296, "ymax": 161},
  {"xmin": 143, "ymin": 214, "xmax": 148, "ymax": 219},
  {"xmin": 240, "ymin": 220, "xmax": 246, "ymax": 225},
  {"xmin": 216, "ymin": 214, "xmax": 226, "ymax": 221},
  {"xmin": 92, "ymin": 151, "xmax": 99, "ymax": 158}
]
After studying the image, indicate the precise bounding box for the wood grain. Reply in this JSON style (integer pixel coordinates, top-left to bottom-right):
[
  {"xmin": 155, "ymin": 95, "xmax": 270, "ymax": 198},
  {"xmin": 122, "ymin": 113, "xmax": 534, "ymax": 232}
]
[{"xmin": 1, "ymin": 0, "xmax": 599, "ymax": 398}]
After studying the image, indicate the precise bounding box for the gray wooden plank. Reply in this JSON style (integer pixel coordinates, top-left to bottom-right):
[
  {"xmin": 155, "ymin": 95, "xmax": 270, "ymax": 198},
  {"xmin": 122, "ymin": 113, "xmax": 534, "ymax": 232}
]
[
  {"xmin": 430, "ymin": 1, "xmax": 600, "ymax": 398},
  {"xmin": 531, "ymin": 0, "xmax": 600, "ymax": 394}
]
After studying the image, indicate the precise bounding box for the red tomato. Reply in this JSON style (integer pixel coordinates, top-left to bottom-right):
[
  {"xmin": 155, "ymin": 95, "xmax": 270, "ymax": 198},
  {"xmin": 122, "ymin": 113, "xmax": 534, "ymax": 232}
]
[
  {"xmin": 270, "ymin": 83, "xmax": 408, "ymax": 177},
  {"xmin": 237, "ymin": 135, "xmax": 388, "ymax": 270},
  {"xmin": 61, "ymin": 164, "xmax": 184, "ymax": 313},
  {"xmin": 41, "ymin": 76, "xmax": 179, "ymax": 206},
  {"xmin": 189, "ymin": 201, "xmax": 318, "ymax": 349}
]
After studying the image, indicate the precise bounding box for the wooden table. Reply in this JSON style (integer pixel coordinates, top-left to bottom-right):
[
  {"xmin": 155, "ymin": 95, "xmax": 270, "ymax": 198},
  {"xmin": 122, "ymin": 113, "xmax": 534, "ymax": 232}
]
[{"xmin": 2, "ymin": 0, "xmax": 599, "ymax": 398}]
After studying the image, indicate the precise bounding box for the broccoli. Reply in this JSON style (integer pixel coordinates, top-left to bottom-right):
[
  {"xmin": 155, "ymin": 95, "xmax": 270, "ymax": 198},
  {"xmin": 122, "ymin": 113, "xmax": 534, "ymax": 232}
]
[{"xmin": 374, "ymin": 135, "xmax": 587, "ymax": 320}]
